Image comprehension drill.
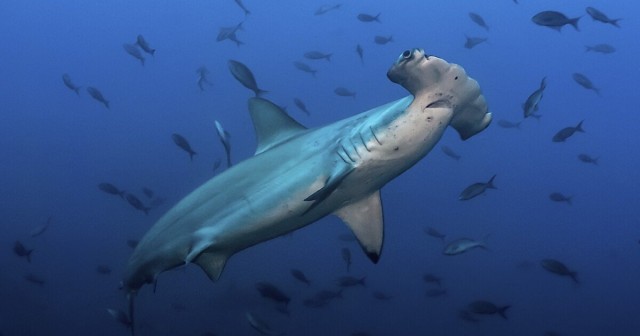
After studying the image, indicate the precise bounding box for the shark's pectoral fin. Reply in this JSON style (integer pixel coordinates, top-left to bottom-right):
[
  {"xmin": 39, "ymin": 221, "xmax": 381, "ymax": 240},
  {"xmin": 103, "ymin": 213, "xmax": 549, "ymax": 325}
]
[
  {"xmin": 303, "ymin": 164, "xmax": 354, "ymax": 214},
  {"xmin": 194, "ymin": 251, "xmax": 229, "ymax": 282},
  {"xmin": 335, "ymin": 190, "xmax": 384, "ymax": 263},
  {"xmin": 248, "ymin": 98, "xmax": 308, "ymax": 155}
]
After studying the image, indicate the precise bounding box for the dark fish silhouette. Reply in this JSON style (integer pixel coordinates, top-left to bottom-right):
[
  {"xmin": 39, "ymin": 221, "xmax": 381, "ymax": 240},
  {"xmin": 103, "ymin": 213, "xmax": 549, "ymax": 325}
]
[
  {"xmin": 440, "ymin": 145, "xmax": 460, "ymax": 160},
  {"xmin": 497, "ymin": 119, "xmax": 521, "ymax": 129},
  {"xmin": 196, "ymin": 66, "xmax": 213, "ymax": 91},
  {"xmin": 549, "ymin": 192, "xmax": 572, "ymax": 205},
  {"xmin": 552, "ymin": 120, "xmax": 584, "ymax": 142},
  {"xmin": 523, "ymin": 77, "xmax": 546, "ymax": 118},
  {"xmin": 234, "ymin": 0, "xmax": 250, "ymax": 15},
  {"xmin": 585, "ymin": 44, "xmax": 616, "ymax": 54},
  {"xmin": 337, "ymin": 275, "xmax": 366, "ymax": 288},
  {"xmin": 459, "ymin": 175, "xmax": 496, "ymax": 200},
  {"xmin": 469, "ymin": 12, "xmax": 489, "ymax": 30},
  {"xmin": 123, "ymin": 43, "xmax": 145, "ymax": 66},
  {"xmin": 532, "ymin": 11, "xmax": 580, "ymax": 31},
  {"xmin": 13, "ymin": 241, "xmax": 34, "ymax": 262},
  {"xmin": 425, "ymin": 227, "xmax": 446, "ymax": 241},
  {"xmin": 98, "ymin": 183, "xmax": 125, "ymax": 198},
  {"xmin": 86, "ymin": 87, "xmax": 109, "ymax": 109},
  {"xmin": 62, "ymin": 74, "xmax": 81, "ymax": 95},
  {"xmin": 578, "ymin": 154, "xmax": 598, "ymax": 165},
  {"xmin": 464, "ymin": 36, "xmax": 488, "ymax": 49},
  {"xmin": 293, "ymin": 98, "xmax": 310, "ymax": 115},
  {"xmin": 30, "ymin": 216, "xmax": 51, "ymax": 237},
  {"xmin": 125, "ymin": 193, "xmax": 151, "ymax": 215},
  {"xmin": 468, "ymin": 300, "xmax": 510, "ymax": 319},
  {"xmin": 136, "ymin": 35, "xmax": 155, "ymax": 55},
  {"xmin": 293, "ymin": 61, "xmax": 317, "ymax": 77},
  {"xmin": 572, "ymin": 73, "xmax": 600, "ymax": 95},
  {"xmin": 304, "ymin": 51, "xmax": 332, "ymax": 61},
  {"xmin": 171, "ymin": 133, "xmax": 197, "ymax": 161},
  {"xmin": 422, "ymin": 273, "xmax": 442, "ymax": 286},
  {"xmin": 586, "ymin": 7, "xmax": 620, "ymax": 27},
  {"xmin": 142, "ymin": 187, "xmax": 154, "ymax": 199},
  {"xmin": 341, "ymin": 247, "xmax": 352, "ymax": 272},
  {"xmin": 356, "ymin": 44, "xmax": 364, "ymax": 63},
  {"xmin": 24, "ymin": 273, "xmax": 45, "ymax": 286},
  {"xmin": 357, "ymin": 13, "xmax": 380, "ymax": 23},
  {"xmin": 255, "ymin": 281, "xmax": 290, "ymax": 306},
  {"xmin": 217, "ymin": 22, "xmax": 244, "ymax": 46},
  {"xmin": 314, "ymin": 4, "xmax": 341, "ymax": 16},
  {"xmin": 443, "ymin": 236, "xmax": 489, "ymax": 255},
  {"xmin": 228, "ymin": 60, "xmax": 267, "ymax": 96},
  {"xmin": 290, "ymin": 269, "xmax": 311, "ymax": 285},
  {"xmin": 107, "ymin": 308, "xmax": 132, "ymax": 329},
  {"xmin": 334, "ymin": 87, "xmax": 356, "ymax": 98},
  {"xmin": 541, "ymin": 258, "xmax": 579, "ymax": 283},
  {"xmin": 374, "ymin": 35, "xmax": 393, "ymax": 45},
  {"xmin": 214, "ymin": 121, "xmax": 232, "ymax": 168}
]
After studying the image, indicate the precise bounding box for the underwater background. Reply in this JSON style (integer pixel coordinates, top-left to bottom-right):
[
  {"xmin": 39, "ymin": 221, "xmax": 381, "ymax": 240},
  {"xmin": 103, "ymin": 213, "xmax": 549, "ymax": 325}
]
[{"xmin": 1, "ymin": 0, "xmax": 638, "ymax": 335}]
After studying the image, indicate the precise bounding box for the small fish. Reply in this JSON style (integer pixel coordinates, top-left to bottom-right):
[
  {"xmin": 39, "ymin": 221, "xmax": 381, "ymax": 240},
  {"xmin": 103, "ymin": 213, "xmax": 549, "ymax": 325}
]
[
  {"xmin": 228, "ymin": 60, "xmax": 267, "ymax": 96},
  {"xmin": 334, "ymin": 87, "xmax": 356, "ymax": 98},
  {"xmin": 578, "ymin": 154, "xmax": 598, "ymax": 165},
  {"xmin": 586, "ymin": 7, "xmax": 620, "ymax": 27},
  {"xmin": 468, "ymin": 300, "xmax": 510, "ymax": 319},
  {"xmin": 440, "ymin": 146, "xmax": 460, "ymax": 160},
  {"xmin": 356, "ymin": 44, "xmax": 364, "ymax": 63},
  {"xmin": 357, "ymin": 13, "xmax": 381, "ymax": 23},
  {"xmin": 304, "ymin": 51, "xmax": 332, "ymax": 61},
  {"xmin": 459, "ymin": 175, "xmax": 496, "ymax": 200},
  {"xmin": 98, "ymin": 183, "xmax": 125, "ymax": 198},
  {"xmin": 532, "ymin": 11, "xmax": 580, "ymax": 31},
  {"xmin": 314, "ymin": 4, "xmax": 341, "ymax": 16},
  {"xmin": 464, "ymin": 36, "xmax": 488, "ymax": 49},
  {"xmin": 107, "ymin": 308, "xmax": 132, "ymax": 328},
  {"xmin": 572, "ymin": 73, "xmax": 600, "ymax": 95},
  {"xmin": 125, "ymin": 193, "xmax": 151, "ymax": 215},
  {"xmin": 541, "ymin": 259, "xmax": 579, "ymax": 283},
  {"xmin": 293, "ymin": 98, "xmax": 310, "ymax": 115},
  {"xmin": 62, "ymin": 74, "xmax": 81, "ymax": 95},
  {"xmin": 196, "ymin": 66, "xmax": 213, "ymax": 91},
  {"xmin": 425, "ymin": 288, "xmax": 447, "ymax": 297},
  {"xmin": 290, "ymin": 269, "xmax": 311, "ymax": 285},
  {"xmin": 135, "ymin": 35, "xmax": 155, "ymax": 55},
  {"xmin": 214, "ymin": 120, "xmax": 232, "ymax": 168},
  {"xmin": 172, "ymin": 133, "xmax": 197, "ymax": 161},
  {"xmin": 142, "ymin": 187, "xmax": 154, "ymax": 199},
  {"xmin": 96, "ymin": 265, "xmax": 112, "ymax": 275},
  {"xmin": 86, "ymin": 87, "xmax": 109, "ymax": 109},
  {"xmin": 372, "ymin": 291, "xmax": 392, "ymax": 300},
  {"xmin": 422, "ymin": 273, "xmax": 442, "ymax": 286},
  {"xmin": 123, "ymin": 43, "xmax": 145, "ymax": 66},
  {"xmin": 337, "ymin": 276, "xmax": 366, "ymax": 288},
  {"xmin": 255, "ymin": 281, "xmax": 291, "ymax": 306},
  {"xmin": 341, "ymin": 247, "xmax": 352, "ymax": 272},
  {"xmin": 523, "ymin": 77, "xmax": 546, "ymax": 118},
  {"xmin": 24, "ymin": 273, "xmax": 45, "ymax": 286},
  {"xmin": 234, "ymin": 0, "xmax": 250, "ymax": 16},
  {"xmin": 497, "ymin": 119, "xmax": 521, "ymax": 129},
  {"xmin": 585, "ymin": 44, "xmax": 616, "ymax": 54},
  {"xmin": 30, "ymin": 216, "xmax": 51, "ymax": 237},
  {"xmin": 458, "ymin": 310, "xmax": 479, "ymax": 323},
  {"xmin": 13, "ymin": 241, "xmax": 34, "ymax": 262},
  {"xmin": 293, "ymin": 61, "xmax": 317, "ymax": 77},
  {"xmin": 443, "ymin": 236, "xmax": 489, "ymax": 256},
  {"xmin": 549, "ymin": 192, "xmax": 572, "ymax": 205},
  {"xmin": 469, "ymin": 12, "xmax": 489, "ymax": 30},
  {"xmin": 374, "ymin": 35, "xmax": 393, "ymax": 45},
  {"xmin": 552, "ymin": 120, "xmax": 584, "ymax": 142},
  {"xmin": 246, "ymin": 311, "xmax": 284, "ymax": 336},
  {"xmin": 425, "ymin": 227, "xmax": 446, "ymax": 242},
  {"xmin": 217, "ymin": 22, "xmax": 244, "ymax": 46}
]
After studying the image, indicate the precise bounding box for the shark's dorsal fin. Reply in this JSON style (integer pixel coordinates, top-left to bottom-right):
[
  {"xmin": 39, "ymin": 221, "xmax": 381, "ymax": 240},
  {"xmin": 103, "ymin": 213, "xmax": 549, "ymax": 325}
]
[
  {"xmin": 194, "ymin": 251, "xmax": 229, "ymax": 282},
  {"xmin": 248, "ymin": 98, "xmax": 307, "ymax": 155},
  {"xmin": 335, "ymin": 190, "xmax": 384, "ymax": 263}
]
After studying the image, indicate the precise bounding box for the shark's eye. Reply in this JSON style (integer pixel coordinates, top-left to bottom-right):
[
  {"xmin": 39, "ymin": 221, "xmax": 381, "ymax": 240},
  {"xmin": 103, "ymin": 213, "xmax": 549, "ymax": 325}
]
[{"xmin": 402, "ymin": 50, "xmax": 413, "ymax": 60}]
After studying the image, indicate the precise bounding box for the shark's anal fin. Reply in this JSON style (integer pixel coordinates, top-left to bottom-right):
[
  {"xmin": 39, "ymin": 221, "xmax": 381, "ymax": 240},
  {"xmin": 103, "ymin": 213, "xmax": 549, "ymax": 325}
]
[
  {"xmin": 303, "ymin": 165, "xmax": 354, "ymax": 215},
  {"xmin": 335, "ymin": 190, "xmax": 384, "ymax": 263},
  {"xmin": 194, "ymin": 251, "xmax": 228, "ymax": 282},
  {"xmin": 248, "ymin": 98, "xmax": 307, "ymax": 155}
]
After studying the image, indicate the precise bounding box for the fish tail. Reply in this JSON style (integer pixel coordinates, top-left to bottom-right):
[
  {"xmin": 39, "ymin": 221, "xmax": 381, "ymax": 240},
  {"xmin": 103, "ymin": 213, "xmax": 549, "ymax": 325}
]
[
  {"xmin": 498, "ymin": 305, "xmax": 511, "ymax": 319},
  {"xmin": 190, "ymin": 151, "xmax": 197, "ymax": 161},
  {"xmin": 575, "ymin": 120, "xmax": 585, "ymax": 133},
  {"xmin": 570, "ymin": 17, "xmax": 581, "ymax": 31},
  {"xmin": 566, "ymin": 196, "xmax": 573, "ymax": 205},
  {"xmin": 584, "ymin": 45, "xmax": 593, "ymax": 52},
  {"xmin": 375, "ymin": 13, "xmax": 381, "ymax": 22},
  {"xmin": 570, "ymin": 271, "xmax": 579, "ymax": 284},
  {"xmin": 487, "ymin": 175, "xmax": 497, "ymax": 189},
  {"xmin": 610, "ymin": 18, "xmax": 621, "ymax": 28},
  {"xmin": 150, "ymin": 49, "xmax": 156, "ymax": 56},
  {"xmin": 104, "ymin": 100, "xmax": 110, "ymax": 109},
  {"xmin": 326, "ymin": 54, "xmax": 332, "ymax": 61},
  {"xmin": 74, "ymin": 87, "xmax": 81, "ymax": 95}
]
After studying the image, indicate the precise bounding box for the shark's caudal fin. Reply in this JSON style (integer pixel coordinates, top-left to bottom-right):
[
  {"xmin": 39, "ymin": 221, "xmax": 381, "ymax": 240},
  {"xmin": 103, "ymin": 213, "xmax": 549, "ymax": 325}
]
[
  {"xmin": 248, "ymin": 98, "xmax": 307, "ymax": 154},
  {"xmin": 335, "ymin": 190, "xmax": 384, "ymax": 263}
]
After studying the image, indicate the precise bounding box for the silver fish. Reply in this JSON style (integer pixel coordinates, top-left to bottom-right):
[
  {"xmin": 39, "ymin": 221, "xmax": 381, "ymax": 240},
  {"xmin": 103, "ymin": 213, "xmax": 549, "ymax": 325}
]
[
  {"xmin": 572, "ymin": 73, "xmax": 600, "ymax": 95},
  {"xmin": 459, "ymin": 175, "xmax": 496, "ymax": 200},
  {"xmin": 541, "ymin": 258, "xmax": 579, "ymax": 283},
  {"xmin": 586, "ymin": 7, "xmax": 620, "ymax": 27},
  {"xmin": 171, "ymin": 133, "xmax": 197, "ymax": 160},
  {"xmin": 523, "ymin": 77, "xmax": 546, "ymax": 118},
  {"xmin": 125, "ymin": 193, "xmax": 151, "ymax": 215},
  {"xmin": 98, "ymin": 182, "xmax": 125, "ymax": 198},
  {"xmin": 228, "ymin": 60, "xmax": 267, "ymax": 96},
  {"xmin": 552, "ymin": 120, "xmax": 584, "ymax": 142},
  {"xmin": 214, "ymin": 120, "xmax": 232, "ymax": 167},
  {"xmin": 443, "ymin": 236, "xmax": 488, "ymax": 255},
  {"xmin": 86, "ymin": 87, "xmax": 109, "ymax": 109},
  {"xmin": 293, "ymin": 61, "xmax": 317, "ymax": 76}
]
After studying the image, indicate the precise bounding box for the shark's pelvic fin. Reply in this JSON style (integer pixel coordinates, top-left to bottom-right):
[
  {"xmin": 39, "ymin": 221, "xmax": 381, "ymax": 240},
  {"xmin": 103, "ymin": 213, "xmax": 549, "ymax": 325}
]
[
  {"xmin": 194, "ymin": 251, "xmax": 229, "ymax": 282},
  {"xmin": 248, "ymin": 98, "xmax": 307, "ymax": 155},
  {"xmin": 303, "ymin": 164, "xmax": 354, "ymax": 214},
  {"xmin": 335, "ymin": 190, "xmax": 384, "ymax": 263}
]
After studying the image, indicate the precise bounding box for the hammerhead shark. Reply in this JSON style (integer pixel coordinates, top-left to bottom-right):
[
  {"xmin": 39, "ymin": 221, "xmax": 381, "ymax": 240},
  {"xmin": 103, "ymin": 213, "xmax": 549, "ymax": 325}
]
[{"xmin": 121, "ymin": 48, "xmax": 491, "ymax": 334}]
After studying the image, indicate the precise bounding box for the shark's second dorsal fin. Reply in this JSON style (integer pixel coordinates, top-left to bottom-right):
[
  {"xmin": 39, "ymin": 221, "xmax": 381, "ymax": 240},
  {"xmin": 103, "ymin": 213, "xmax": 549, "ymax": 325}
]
[
  {"xmin": 194, "ymin": 251, "xmax": 229, "ymax": 282},
  {"xmin": 335, "ymin": 190, "xmax": 384, "ymax": 263},
  {"xmin": 248, "ymin": 98, "xmax": 307, "ymax": 155}
]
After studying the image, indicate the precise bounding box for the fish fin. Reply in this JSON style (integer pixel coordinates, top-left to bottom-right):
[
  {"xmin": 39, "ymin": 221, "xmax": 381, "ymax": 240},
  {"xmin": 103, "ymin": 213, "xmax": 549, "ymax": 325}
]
[
  {"xmin": 304, "ymin": 164, "xmax": 354, "ymax": 214},
  {"xmin": 569, "ymin": 271, "xmax": 579, "ymax": 284},
  {"xmin": 610, "ymin": 18, "xmax": 621, "ymax": 28},
  {"xmin": 486, "ymin": 175, "xmax": 497, "ymax": 189},
  {"xmin": 335, "ymin": 190, "xmax": 384, "ymax": 263},
  {"xmin": 575, "ymin": 120, "xmax": 585, "ymax": 132},
  {"xmin": 499, "ymin": 305, "xmax": 511, "ymax": 319},
  {"xmin": 570, "ymin": 16, "xmax": 581, "ymax": 31},
  {"xmin": 248, "ymin": 98, "xmax": 307, "ymax": 155},
  {"xmin": 194, "ymin": 251, "xmax": 229, "ymax": 282}
]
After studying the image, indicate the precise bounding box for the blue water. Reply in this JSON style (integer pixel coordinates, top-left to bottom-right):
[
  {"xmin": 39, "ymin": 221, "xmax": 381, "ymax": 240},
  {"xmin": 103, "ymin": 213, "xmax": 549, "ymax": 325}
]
[{"xmin": 1, "ymin": 0, "xmax": 638, "ymax": 335}]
